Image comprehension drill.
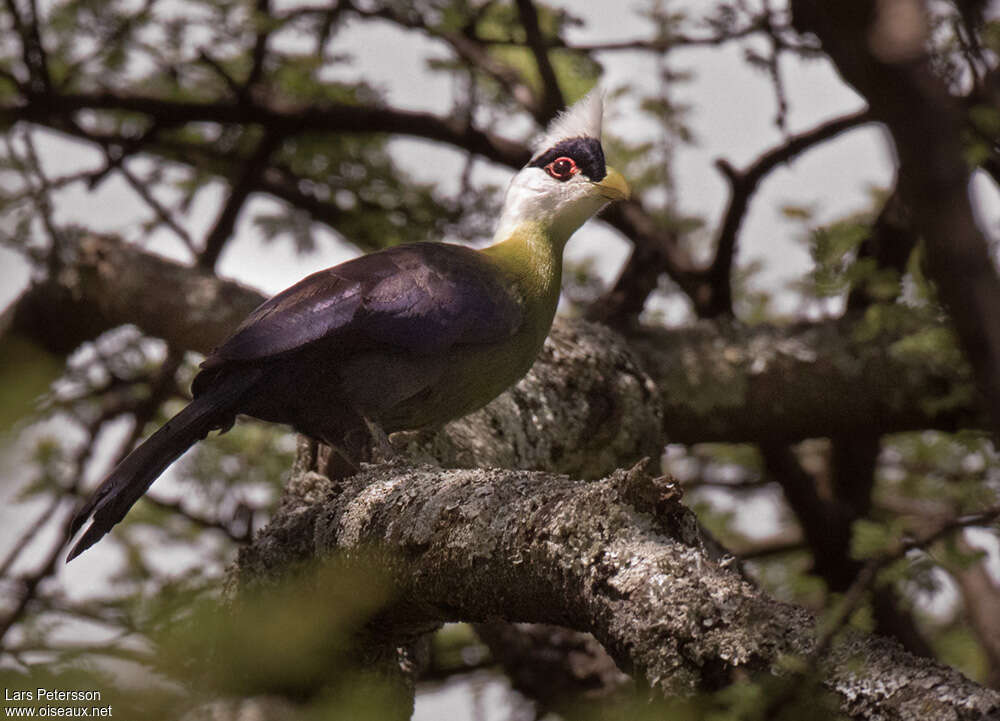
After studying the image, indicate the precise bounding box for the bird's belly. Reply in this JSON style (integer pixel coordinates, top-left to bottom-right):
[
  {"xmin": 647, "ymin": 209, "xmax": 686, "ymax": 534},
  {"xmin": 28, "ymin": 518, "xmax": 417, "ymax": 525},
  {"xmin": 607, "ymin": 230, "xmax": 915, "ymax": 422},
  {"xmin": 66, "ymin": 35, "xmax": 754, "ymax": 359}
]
[{"xmin": 340, "ymin": 338, "xmax": 541, "ymax": 432}]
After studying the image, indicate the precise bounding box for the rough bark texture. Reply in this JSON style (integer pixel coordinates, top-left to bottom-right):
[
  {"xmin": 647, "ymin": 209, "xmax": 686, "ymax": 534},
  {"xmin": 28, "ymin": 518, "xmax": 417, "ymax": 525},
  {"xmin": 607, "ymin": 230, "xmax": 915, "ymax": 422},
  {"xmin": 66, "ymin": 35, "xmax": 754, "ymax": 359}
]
[
  {"xmin": 2, "ymin": 234, "xmax": 986, "ymax": 451},
  {"xmin": 227, "ymin": 459, "xmax": 1000, "ymax": 720},
  {"xmin": 2, "ymin": 234, "xmax": 263, "ymax": 357},
  {"xmin": 629, "ymin": 319, "xmax": 980, "ymax": 443}
]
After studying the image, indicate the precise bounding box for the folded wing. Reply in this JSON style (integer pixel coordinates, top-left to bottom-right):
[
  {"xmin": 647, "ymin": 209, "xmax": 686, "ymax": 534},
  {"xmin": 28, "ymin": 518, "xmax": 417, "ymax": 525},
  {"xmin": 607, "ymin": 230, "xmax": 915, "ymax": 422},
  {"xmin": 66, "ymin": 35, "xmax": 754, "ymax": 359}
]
[{"xmin": 201, "ymin": 242, "xmax": 524, "ymax": 373}]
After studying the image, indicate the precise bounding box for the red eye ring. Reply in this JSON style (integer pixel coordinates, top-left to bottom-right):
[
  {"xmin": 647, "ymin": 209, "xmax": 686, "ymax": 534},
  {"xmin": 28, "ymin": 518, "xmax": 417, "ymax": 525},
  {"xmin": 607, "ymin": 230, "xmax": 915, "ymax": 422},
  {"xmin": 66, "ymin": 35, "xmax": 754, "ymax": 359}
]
[{"xmin": 545, "ymin": 156, "xmax": 578, "ymax": 181}]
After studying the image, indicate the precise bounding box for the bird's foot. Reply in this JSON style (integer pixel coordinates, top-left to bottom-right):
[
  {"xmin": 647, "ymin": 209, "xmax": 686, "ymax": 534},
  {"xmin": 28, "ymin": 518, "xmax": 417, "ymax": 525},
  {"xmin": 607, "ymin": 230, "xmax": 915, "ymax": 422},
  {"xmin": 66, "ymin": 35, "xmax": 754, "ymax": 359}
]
[{"xmin": 362, "ymin": 415, "xmax": 396, "ymax": 464}]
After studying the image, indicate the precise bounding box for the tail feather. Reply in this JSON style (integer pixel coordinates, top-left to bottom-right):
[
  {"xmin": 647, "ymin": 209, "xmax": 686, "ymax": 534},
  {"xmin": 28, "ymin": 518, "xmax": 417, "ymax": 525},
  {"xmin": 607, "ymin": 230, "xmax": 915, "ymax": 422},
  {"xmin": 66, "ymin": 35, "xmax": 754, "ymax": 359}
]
[{"xmin": 66, "ymin": 369, "xmax": 260, "ymax": 561}]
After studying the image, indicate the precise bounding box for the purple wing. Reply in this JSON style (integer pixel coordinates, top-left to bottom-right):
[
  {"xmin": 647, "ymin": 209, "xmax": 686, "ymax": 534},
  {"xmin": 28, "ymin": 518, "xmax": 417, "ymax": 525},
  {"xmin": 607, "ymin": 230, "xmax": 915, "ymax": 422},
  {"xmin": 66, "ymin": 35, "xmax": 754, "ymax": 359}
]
[{"xmin": 201, "ymin": 243, "xmax": 523, "ymax": 368}]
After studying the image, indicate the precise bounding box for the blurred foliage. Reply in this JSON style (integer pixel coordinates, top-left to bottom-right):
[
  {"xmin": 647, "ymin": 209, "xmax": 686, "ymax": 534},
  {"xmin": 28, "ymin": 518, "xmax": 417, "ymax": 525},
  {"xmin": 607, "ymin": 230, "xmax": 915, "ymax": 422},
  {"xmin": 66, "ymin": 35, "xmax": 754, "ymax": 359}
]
[
  {"xmin": 0, "ymin": 336, "xmax": 63, "ymax": 435},
  {"xmin": 156, "ymin": 556, "xmax": 393, "ymax": 698},
  {"xmin": 555, "ymin": 671, "xmax": 847, "ymax": 721},
  {"xmin": 1, "ymin": 555, "xmax": 403, "ymax": 720}
]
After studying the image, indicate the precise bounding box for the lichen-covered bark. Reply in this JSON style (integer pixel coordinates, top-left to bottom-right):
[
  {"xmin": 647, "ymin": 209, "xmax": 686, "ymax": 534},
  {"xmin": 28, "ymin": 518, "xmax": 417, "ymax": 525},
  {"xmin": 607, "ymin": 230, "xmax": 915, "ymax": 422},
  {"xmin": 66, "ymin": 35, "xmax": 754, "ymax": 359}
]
[
  {"xmin": 3, "ymin": 233, "xmax": 263, "ymax": 357},
  {"xmin": 229, "ymin": 459, "xmax": 1000, "ymax": 720}
]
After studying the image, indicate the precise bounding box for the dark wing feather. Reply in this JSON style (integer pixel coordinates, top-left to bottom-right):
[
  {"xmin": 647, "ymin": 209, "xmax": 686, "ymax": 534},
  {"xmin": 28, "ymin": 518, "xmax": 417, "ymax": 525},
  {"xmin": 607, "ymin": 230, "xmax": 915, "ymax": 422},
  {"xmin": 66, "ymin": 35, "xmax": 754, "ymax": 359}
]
[
  {"xmin": 202, "ymin": 243, "xmax": 522, "ymax": 367},
  {"xmin": 201, "ymin": 270, "xmax": 366, "ymax": 367},
  {"xmin": 354, "ymin": 243, "xmax": 522, "ymax": 353}
]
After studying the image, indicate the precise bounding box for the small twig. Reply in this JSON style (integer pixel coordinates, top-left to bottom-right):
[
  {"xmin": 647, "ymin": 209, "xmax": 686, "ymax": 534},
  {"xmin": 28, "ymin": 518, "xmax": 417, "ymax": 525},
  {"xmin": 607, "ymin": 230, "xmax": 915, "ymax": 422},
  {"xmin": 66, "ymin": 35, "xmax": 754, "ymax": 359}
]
[
  {"xmin": 3, "ymin": 0, "xmax": 50, "ymax": 95},
  {"xmin": 198, "ymin": 130, "xmax": 282, "ymax": 270},
  {"xmin": 681, "ymin": 476, "xmax": 774, "ymax": 491},
  {"xmin": 761, "ymin": 0, "xmax": 789, "ymax": 132},
  {"xmin": 514, "ymin": 0, "xmax": 564, "ymax": 124},
  {"xmin": 0, "ymin": 348, "xmax": 189, "ymax": 646},
  {"xmin": 819, "ymin": 506, "xmax": 1000, "ymax": 652},
  {"xmin": 759, "ymin": 504, "xmax": 1000, "ymax": 714},
  {"xmin": 14, "ymin": 130, "xmax": 65, "ymax": 265},
  {"xmin": 703, "ymin": 108, "xmax": 872, "ymax": 317},
  {"xmin": 23, "ymin": 0, "xmax": 50, "ymax": 92},
  {"xmin": 0, "ymin": 513, "xmax": 73, "ymax": 645},
  {"xmin": 114, "ymin": 156, "xmax": 197, "ymax": 256},
  {"xmin": 735, "ymin": 537, "xmax": 805, "ymax": 561},
  {"xmin": 141, "ymin": 494, "xmax": 255, "ymax": 544},
  {"xmin": 2, "ymin": 641, "xmax": 155, "ymax": 666},
  {"xmin": 0, "ymin": 497, "xmax": 64, "ymax": 578},
  {"xmin": 196, "ymin": 49, "xmax": 244, "ymax": 98},
  {"xmin": 243, "ymin": 0, "xmax": 272, "ymax": 97}
]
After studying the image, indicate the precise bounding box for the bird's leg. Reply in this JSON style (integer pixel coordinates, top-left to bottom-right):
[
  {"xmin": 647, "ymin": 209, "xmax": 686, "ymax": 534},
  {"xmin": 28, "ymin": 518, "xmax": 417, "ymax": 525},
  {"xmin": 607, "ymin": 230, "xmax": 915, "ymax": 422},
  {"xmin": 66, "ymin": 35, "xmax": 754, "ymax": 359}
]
[
  {"xmin": 362, "ymin": 414, "xmax": 396, "ymax": 463},
  {"xmin": 322, "ymin": 443, "xmax": 362, "ymax": 480}
]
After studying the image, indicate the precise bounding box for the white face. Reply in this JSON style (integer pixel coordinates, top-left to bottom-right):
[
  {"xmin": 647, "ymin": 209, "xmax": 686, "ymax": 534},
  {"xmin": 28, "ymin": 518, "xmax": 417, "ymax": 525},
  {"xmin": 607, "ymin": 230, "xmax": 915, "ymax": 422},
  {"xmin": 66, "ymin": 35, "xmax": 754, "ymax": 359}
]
[
  {"xmin": 497, "ymin": 165, "xmax": 612, "ymax": 243},
  {"xmin": 492, "ymin": 90, "xmax": 628, "ymax": 244}
]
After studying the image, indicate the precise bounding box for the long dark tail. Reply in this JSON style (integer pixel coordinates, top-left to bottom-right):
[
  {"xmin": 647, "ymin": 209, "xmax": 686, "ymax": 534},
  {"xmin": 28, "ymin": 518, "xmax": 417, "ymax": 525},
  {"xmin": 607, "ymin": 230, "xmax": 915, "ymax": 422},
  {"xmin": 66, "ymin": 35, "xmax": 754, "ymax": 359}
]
[{"xmin": 66, "ymin": 369, "xmax": 260, "ymax": 561}]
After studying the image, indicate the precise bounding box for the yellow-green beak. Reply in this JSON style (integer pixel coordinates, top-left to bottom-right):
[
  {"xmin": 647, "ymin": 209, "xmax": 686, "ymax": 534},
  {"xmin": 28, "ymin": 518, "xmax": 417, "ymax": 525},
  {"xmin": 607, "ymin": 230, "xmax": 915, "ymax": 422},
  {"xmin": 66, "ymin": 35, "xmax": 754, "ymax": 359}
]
[{"xmin": 595, "ymin": 166, "xmax": 630, "ymax": 201}]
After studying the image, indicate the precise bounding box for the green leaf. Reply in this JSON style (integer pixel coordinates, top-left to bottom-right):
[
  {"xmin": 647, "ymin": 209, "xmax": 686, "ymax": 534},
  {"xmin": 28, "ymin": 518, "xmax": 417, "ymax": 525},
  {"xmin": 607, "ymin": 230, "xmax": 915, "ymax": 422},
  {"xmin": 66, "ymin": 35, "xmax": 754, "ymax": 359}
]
[
  {"xmin": 850, "ymin": 518, "xmax": 900, "ymax": 560},
  {"xmin": 0, "ymin": 335, "xmax": 62, "ymax": 433}
]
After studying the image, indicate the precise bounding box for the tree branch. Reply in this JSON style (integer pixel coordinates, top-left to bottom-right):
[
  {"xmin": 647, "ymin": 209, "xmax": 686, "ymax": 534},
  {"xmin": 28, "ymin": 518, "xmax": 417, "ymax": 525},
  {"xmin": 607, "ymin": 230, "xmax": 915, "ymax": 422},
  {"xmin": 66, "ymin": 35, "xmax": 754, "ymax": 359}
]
[
  {"xmin": 472, "ymin": 622, "xmax": 630, "ymax": 712},
  {"xmin": 4, "ymin": 91, "xmax": 532, "ymax": 168},
  {"xmin": 514, "ymin": 0, "xmax": 564, "ymax": 123},
  {"xmin": 198, "ymin": 130, "xmax": 282, "ymax": 270},
  {"xmin": 228, "ymin": 459, "xmax": 1000, "ymax": 720},
  {"xmin": 704, "ymin": 108, "xmax": 873, "ymax": 317},
  {"xmin": 950, "ymin": 534, "xmax": 1000, "ymax": 688},
  {"xmin": 586, "ymin": 201, "xmax": 696, "ymax": 326},
  {"xmin": 790, "ymin": 0, "xmax": 1000, "ymax": 438}
]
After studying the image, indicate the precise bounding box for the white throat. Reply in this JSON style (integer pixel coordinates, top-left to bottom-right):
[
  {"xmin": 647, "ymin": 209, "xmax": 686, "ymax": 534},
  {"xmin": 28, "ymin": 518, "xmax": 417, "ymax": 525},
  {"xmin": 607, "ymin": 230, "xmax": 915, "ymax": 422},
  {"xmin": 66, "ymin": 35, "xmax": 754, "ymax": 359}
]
[{"xmin": 493, "ymin": 170, "xmax": 609, "ymax": 247}]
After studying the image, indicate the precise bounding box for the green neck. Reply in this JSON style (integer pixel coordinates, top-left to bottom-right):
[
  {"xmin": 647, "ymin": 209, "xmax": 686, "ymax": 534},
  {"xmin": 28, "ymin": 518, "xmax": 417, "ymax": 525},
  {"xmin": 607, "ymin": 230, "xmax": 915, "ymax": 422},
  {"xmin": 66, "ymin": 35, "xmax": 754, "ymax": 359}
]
[{"xmin": 483, "ymin": 221, "xmax": 564, "ymax": 332}]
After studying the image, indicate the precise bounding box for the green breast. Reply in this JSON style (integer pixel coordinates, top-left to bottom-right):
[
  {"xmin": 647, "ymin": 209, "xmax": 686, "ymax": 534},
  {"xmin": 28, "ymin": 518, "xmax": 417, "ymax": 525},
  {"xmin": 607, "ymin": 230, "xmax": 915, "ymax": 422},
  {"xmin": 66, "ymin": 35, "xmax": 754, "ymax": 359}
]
[{"xmin": 379, "ymin": 223, "xmax": 564, "ymax": 430}]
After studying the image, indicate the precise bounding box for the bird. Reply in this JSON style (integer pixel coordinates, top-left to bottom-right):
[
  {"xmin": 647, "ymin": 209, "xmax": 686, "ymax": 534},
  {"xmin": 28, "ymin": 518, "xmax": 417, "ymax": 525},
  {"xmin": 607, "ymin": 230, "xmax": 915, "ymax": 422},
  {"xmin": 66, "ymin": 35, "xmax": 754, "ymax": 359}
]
[{"xmin": 66, "ymin": 90, "xmax": 629, "ymax": 561}]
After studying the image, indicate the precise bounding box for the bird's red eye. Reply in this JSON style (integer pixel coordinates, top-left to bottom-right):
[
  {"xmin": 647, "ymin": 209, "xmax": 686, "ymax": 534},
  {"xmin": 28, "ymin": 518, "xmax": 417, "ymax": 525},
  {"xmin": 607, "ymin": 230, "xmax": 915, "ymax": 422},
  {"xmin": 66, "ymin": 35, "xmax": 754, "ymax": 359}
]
[{"xmin": 545, "ymin": 156, "xmax": 578, "ymax": 180}]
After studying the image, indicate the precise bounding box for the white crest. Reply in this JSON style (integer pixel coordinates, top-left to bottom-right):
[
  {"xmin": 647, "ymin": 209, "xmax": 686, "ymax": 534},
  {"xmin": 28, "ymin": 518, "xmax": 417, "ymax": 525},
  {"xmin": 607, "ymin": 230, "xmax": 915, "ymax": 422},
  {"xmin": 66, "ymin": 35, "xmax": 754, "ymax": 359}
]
[{"xmin": 530, "ymin": 88, "xmax": 603, "ymax": 159}]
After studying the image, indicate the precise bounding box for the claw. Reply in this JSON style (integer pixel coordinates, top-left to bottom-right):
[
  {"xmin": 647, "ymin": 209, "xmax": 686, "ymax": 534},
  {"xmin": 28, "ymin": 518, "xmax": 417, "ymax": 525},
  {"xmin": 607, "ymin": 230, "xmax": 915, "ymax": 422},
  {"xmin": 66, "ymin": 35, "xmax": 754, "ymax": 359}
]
[{"xmin": 362, "ymin": 415, "xmax": 395, "ymax": 463}]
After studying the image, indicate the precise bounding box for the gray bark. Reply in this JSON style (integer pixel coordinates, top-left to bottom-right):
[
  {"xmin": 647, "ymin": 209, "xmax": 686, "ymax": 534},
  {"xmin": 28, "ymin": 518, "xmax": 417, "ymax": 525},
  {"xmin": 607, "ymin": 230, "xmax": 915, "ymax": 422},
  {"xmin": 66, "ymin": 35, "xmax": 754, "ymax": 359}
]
[
  {"xmin": 2, "ymin": 233, "xmax": 263, "ymax": 357},
  {"xmin": 228, "ymin": 456, "xmax": 1000, "ymax": 720}
]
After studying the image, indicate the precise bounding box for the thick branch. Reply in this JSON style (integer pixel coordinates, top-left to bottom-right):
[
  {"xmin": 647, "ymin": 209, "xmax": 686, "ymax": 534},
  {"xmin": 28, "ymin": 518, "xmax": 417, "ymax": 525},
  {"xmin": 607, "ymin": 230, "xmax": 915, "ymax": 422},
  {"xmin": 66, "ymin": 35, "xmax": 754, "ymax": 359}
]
[
  {"xmin": 5, "ymin": 91, "xmax": 532, "ymax": 168},
  {"xmin": 3, "ymin": 234, "xmax": 264, "ymax": 357},
  {"xmin": 628, "ymin": 318, "xmax": 984, "ymax": 443},
  {"xmin": 790, "ymin": 1, "xmax": 1000, "ymax": 436},
  {"xmin": 228, "ymin": 461, "xmax": 1000, "ymax": 720}
]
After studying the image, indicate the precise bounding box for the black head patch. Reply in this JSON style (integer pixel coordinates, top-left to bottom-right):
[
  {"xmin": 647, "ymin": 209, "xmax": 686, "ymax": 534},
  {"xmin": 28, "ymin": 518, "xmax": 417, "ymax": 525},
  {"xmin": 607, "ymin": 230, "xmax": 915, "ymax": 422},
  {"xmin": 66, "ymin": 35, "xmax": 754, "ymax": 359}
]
[{"xmin": 529, "ymin": 136, "xmax": 606, "ymax": 182}]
